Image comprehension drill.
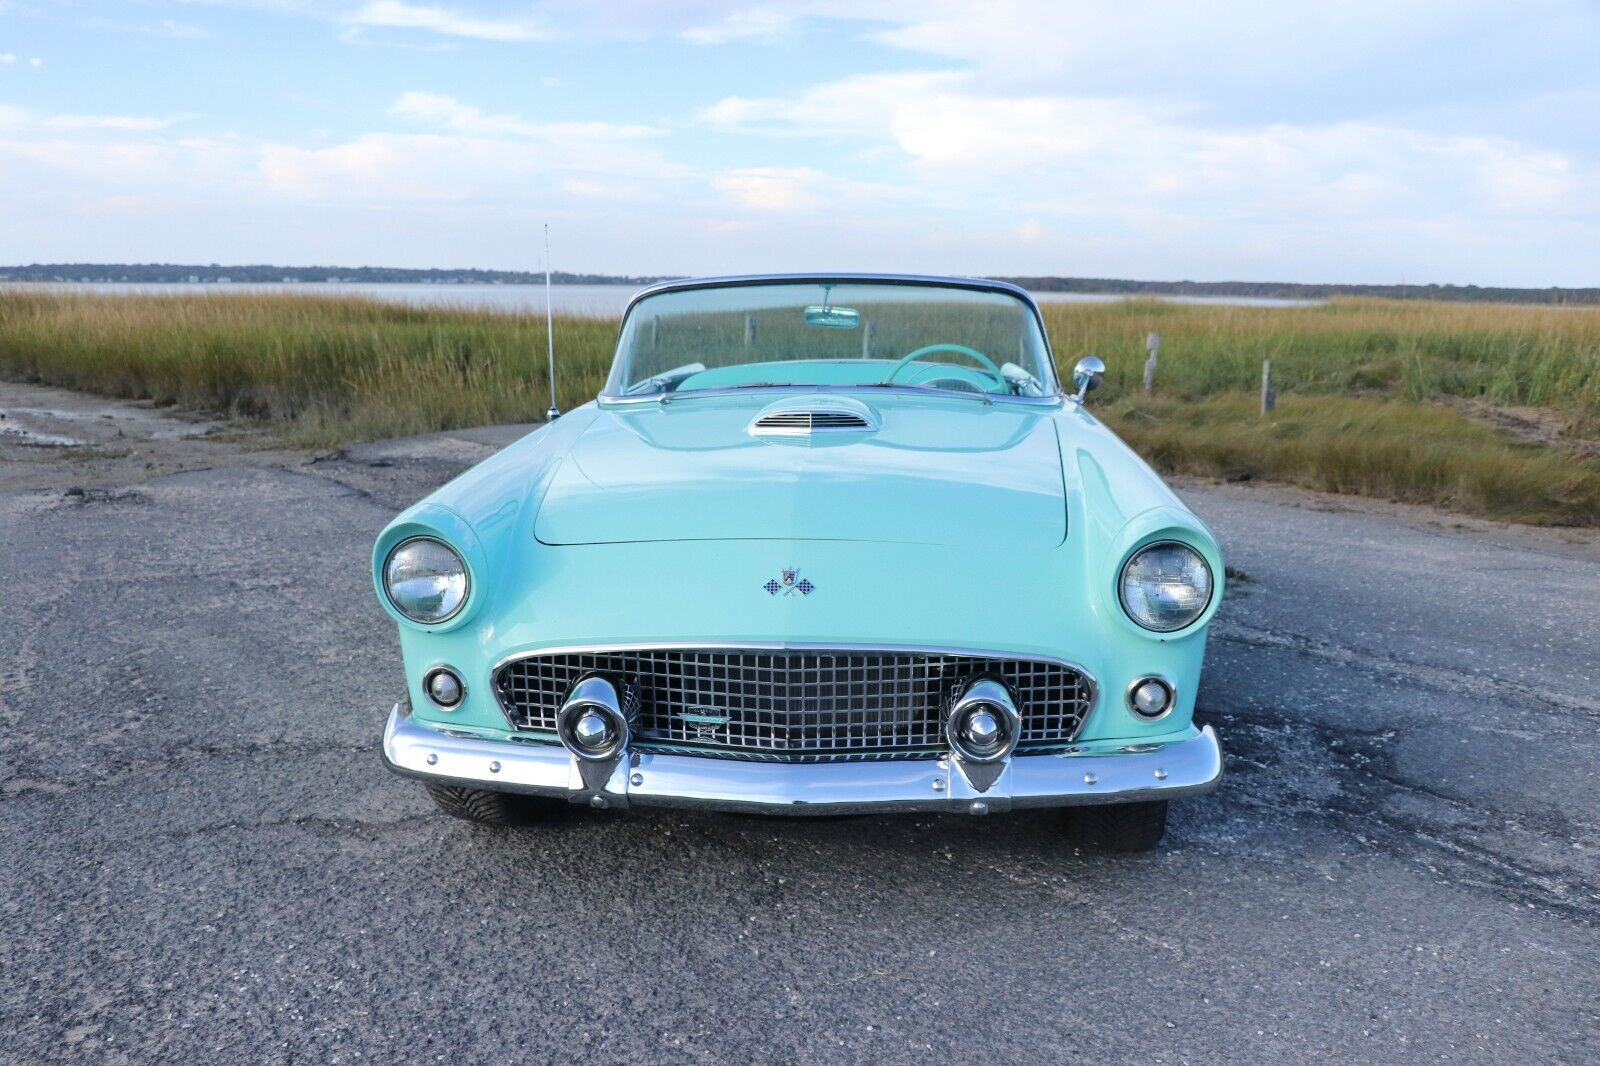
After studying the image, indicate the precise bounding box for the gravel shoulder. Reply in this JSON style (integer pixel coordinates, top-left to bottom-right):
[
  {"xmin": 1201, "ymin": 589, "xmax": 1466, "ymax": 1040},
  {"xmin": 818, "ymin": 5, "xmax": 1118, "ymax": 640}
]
[{"xmin": 2, "ymin": 380, "xmax": 1597, "ymax": 1064}]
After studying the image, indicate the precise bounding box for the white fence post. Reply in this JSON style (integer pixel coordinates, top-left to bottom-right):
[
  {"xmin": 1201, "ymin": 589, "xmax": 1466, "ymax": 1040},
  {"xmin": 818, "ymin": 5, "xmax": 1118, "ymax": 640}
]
[{"xmin": 1143, "ymin": 332, "xmax": 1160, "ymax": 394}]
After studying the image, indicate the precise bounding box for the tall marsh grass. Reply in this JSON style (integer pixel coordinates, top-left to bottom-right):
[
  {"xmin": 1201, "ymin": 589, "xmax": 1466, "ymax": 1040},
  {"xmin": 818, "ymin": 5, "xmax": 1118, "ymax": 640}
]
[
  {"xmin": 3, "ymin": 289, "xmax": 1600, "ymax": 522},
  {"xmin": 0, "ymin": 291, "xmax": 617, "ymax": 446},
  {"xmin": 1056, "ymin": 297, "xmax": 1600, "ymax": 424}
]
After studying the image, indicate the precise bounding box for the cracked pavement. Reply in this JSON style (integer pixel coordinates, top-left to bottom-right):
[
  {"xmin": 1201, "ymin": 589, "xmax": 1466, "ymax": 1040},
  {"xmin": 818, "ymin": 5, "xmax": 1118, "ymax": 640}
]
[{"xmin": 2, "ymin": 379, "xmax": 1598, "ymax": 1063}]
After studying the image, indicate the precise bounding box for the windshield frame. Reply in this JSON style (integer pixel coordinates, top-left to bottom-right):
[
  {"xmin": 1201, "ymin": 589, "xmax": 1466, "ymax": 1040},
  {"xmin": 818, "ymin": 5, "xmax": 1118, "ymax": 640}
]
[{"xmin": 598, "ymin": 274, "xmax": 1065, "ymax": 407}]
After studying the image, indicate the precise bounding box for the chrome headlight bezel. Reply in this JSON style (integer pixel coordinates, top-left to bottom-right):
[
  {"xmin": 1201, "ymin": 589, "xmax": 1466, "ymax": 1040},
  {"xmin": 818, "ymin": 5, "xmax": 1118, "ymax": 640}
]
[
  {"xmin": 383, "ymin": 536, "xmax": 471, "ymax": 625},
  {"xmin": 1118, "ymin": 540, "xmax": 1214, "ymax": 634}
]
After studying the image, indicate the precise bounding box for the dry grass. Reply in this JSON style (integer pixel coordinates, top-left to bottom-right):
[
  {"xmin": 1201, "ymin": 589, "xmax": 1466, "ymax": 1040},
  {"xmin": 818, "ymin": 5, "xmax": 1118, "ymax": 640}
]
[
  {"xmin": 0, "ymin": 290, "xmax": 617, "ymax": 447},
  {"xmin": 1050, "ymin": 297, "xmax": 1600, "ymax": 424},
  {"xmin": 3, "ymin": 289, "xmax": 1600, "ymax": 523},
  {"xmin": 1104, "ymin": 393, "xmax": 1600, "ymax": 525}
]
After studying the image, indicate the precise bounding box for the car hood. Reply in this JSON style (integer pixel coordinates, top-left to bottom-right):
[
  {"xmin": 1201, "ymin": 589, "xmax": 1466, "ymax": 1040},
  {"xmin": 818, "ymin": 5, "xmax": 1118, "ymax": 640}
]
[{"xmin": 532, "ymin": 394, "xmax": 1067, "ymax": 547}]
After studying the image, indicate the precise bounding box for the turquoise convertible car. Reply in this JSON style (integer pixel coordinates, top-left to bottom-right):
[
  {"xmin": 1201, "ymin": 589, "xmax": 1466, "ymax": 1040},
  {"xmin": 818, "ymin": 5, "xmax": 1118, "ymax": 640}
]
[{"xmin": 375, "ymin": 274, "xmax": 1223, "ymax": 850}]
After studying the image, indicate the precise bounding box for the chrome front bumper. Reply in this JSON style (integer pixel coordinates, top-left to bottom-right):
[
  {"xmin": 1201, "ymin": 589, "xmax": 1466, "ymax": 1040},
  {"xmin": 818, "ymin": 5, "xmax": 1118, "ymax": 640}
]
[{"xmin": 381, "ymin": 702, "xmax": 1223, "ymax": 816}]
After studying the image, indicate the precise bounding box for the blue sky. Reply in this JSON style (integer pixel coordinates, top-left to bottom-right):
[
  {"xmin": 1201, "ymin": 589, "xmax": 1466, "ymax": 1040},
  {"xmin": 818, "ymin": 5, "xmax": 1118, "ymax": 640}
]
[{"xmin": 3, "ymin": 1, "xmax": 1599, "ymax": 284}]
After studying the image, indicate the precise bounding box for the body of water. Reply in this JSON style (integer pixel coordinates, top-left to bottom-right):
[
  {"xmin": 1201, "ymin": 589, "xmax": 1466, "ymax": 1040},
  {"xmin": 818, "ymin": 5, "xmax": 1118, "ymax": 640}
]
[{"xmin": 2, "ymin": 281, "xmax": 1321, "ymax": 312}]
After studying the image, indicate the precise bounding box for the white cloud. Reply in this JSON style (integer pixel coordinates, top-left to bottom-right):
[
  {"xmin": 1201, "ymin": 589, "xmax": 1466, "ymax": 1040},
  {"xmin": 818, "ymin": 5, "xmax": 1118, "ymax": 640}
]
[
  {"xmin": 158, "ymin": 19, "xmax": 211, "ymax": 39},
  {"xmin": 390, "ymin": 91, "xmax": 661, "ymax": 140},
  {"xmin": 682, "ymin": 8, "xmax": 795, "ymax": 45},
  {"xmin": 844, "ymin": 0, "xmax": 1575, "ymax": 93},
  {"xmin": 343, "ymin": 1, "xmax": 552, "ymax": 42},
  {"xmin": 29, "ymin": 56, "xmax": 43, "ymax": 69},
  {"xmin": 713, "ymin": 166, "xmax": 828, "ymax": 210},
  {"xmin": 0, "ymin": 53, "xmax": 15, "ymax": 66},
  {"xmin": 710, "ymin": 165, "xmax": 923, "ymax": 213},
  {"xmin": 256, "ymin": 95, "xmax": 687, "ymax": 203},
  {"xmin": 701, "ymin": 70, "xmax": 1598, "ymax": 223},
  {"xmin": 693, "ymin": 65, "xmax": 1600, "ymax": 283},
  {"xmin": 44, "ymin": 114, "xmax": 190, "ymax": 132}
]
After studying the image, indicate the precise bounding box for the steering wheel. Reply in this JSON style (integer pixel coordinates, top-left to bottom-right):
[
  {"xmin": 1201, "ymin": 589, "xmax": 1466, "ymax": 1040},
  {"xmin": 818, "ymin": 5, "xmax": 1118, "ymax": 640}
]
[{"xmin": 880, "ymin": 343, "xmax": 1005, "ymax": 387}]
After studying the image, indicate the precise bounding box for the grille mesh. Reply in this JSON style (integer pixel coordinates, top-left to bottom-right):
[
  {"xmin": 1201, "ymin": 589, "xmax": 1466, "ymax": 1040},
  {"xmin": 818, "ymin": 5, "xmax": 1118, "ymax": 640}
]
[{"xmin": 492, "ymin": 648, "xmax": 1093, "ymax": 760}]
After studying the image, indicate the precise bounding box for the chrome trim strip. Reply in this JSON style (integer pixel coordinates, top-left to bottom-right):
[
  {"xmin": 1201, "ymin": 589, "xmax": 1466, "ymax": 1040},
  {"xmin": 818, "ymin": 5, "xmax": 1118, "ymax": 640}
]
[
  {"xmin": 489, "ymin": 641, "xmax": 1095, "ymax": 686},
  {"xmin": 599, "ymin": 384, "xmax": 1064, "ymax": 409},
  {"xmin": 382, "ymin": 702, "xmax": 1223, "ymax": 815}
]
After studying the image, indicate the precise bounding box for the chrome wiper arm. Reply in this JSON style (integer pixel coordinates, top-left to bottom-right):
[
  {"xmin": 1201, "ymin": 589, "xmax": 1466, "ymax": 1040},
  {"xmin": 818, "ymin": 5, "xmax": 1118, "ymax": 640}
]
[{"xmin": 859, "ymin": 382, "xmax": 993, "ymax": 405}]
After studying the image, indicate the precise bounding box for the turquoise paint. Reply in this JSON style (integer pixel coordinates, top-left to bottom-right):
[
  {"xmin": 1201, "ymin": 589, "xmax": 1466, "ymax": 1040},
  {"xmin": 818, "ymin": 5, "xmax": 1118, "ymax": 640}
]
[
  {"xmin": 534, "ymin": 393, "xmax": 1066, "ymax": 548},
  {"xmin": 375, "ymin": 362, "xmax": 1223, "ymax": 752}
]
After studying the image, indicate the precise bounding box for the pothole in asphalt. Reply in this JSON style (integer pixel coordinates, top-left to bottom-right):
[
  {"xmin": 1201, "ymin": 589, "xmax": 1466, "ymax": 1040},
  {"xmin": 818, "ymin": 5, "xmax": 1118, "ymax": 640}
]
[
  {"xmin": 0, "ymin": 424, "xmax": 85, "ymax": 448},
  {"xmin": 60, "ymin": 486, "xmax": 149, "ymax": 505}
]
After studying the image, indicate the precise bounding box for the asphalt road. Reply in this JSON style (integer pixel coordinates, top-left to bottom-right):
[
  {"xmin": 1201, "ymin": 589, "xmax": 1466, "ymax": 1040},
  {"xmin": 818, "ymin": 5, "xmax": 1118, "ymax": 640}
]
[{"xmin": 3, "ymin": 380, "xmax": 1598, "ymax": 1063}]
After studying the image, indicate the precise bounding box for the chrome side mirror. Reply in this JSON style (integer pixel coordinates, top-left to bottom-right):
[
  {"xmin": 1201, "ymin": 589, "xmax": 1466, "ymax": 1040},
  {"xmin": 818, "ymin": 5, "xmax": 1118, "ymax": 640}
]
[{"xmin": 1072, "ymin": 355, "xmax": 1105, "ymax": 403}]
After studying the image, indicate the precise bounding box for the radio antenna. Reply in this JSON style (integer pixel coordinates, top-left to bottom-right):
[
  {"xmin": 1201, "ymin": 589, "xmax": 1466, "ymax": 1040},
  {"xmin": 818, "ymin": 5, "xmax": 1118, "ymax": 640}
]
[{"xmin": 543, "ymin": 223, "xmax": 559, "ymax": 420}]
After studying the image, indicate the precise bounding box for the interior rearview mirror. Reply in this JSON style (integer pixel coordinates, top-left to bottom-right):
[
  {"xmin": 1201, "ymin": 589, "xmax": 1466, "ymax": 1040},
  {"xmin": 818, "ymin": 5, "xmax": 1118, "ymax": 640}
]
[{"xmin": 804, "ymin": 305, "xmax": 860, "ymax": 329}]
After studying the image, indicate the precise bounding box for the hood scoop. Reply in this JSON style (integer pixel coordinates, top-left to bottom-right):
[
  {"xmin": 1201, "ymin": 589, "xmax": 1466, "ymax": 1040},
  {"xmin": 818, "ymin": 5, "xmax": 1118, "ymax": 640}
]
[{"xmin": 748, "ymin": 397, "xmax": 878, "ymax": 439}]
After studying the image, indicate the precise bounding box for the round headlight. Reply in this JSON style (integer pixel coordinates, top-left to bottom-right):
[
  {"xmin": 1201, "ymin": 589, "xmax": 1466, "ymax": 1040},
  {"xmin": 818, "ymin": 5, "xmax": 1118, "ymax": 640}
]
[
  {"xmin": 384, "ymin": 537, "xmax": 469, "ymax": 623},
  {"xmin": 1119, "ymin": 541, "xmax": 1212, "ymax": 633}
]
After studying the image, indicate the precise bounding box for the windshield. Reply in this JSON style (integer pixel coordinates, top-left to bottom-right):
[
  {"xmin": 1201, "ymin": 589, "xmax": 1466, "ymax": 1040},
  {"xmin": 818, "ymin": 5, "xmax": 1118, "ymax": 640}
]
[{"xmin": 604, "ymin": 281, "xmax": 1058, "ymax": 400}]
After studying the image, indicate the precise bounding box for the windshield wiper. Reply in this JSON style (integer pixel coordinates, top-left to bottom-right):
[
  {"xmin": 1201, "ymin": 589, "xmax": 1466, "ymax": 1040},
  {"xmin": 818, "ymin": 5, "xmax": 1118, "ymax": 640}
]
[{"xmin": 860, "ymin": 382, "xmax": 993, "ymax": 405}]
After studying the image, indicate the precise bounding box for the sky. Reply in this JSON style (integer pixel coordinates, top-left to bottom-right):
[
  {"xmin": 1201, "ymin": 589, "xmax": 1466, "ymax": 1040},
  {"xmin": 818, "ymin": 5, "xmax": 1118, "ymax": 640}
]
[{"xmin": 2, "ymin": 1, "xmax": 1599, "ymax": 285}]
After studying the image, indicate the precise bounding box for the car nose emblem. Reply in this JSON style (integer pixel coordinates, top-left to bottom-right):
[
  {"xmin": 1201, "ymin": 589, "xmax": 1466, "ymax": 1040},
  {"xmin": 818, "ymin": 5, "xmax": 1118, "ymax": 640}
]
[
  {"xmin": 679, "ymin": 711, "xmax": 731, "ymax": 742},
  {"xmin": 764, "ymin": 567, "xmax": 815, "ymax": 596}
]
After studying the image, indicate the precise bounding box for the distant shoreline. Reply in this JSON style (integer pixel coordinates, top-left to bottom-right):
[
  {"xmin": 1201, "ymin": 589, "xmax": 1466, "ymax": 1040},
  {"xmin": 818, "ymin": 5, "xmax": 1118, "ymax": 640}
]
[{"xmin": 2, "ymin": 264, "xmax": 1596, "ymax": 306}]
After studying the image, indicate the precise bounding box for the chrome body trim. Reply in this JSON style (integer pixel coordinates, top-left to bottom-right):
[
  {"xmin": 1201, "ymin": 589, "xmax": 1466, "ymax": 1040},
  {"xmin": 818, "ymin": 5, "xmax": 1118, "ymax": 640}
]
[
  {"xmin": 600, "ymin": 385, "xmax": 1064, "ymax": 410},
  {"xmin": 382, "ymin": 701, "xmax": 1223, "ymax": 816},
  {"xmin": 488, "ymin": 641, "xmax": 1097, "ymax": 692}
]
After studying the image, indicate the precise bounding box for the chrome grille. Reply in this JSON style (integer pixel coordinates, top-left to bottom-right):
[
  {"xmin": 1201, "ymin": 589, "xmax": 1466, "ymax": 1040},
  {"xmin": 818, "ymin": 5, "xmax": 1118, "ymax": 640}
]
[{"xmin": 492, "ymin": 647, "xmax": 1093, "ymax": 760}]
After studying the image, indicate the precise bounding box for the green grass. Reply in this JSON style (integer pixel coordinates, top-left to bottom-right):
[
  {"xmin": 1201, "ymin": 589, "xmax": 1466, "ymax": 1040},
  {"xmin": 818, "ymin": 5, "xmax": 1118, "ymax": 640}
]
[{"xmin": 3, "ymin": 289, "xmax": 1600, "ymax": 524}]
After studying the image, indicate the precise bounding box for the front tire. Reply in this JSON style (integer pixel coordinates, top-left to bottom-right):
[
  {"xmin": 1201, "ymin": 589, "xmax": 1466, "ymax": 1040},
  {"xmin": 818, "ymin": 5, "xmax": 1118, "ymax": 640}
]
[
  {"xmin": 1064, "ymin": 800, "xmax": 1168, "ymax": 852},
  {"xmin": 423, "ymin": 783, "xmax": 559, "ymax": 826}
]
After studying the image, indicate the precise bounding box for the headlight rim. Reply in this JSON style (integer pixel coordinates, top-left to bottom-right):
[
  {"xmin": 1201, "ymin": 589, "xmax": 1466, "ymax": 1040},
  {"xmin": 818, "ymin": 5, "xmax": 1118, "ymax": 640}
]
[
  {"xmin": 383, "ymin": 535, "xmax": 471, "ymax": 625},
  {"xmin": 1118, "ymin": 538, "xmax": 1214, "ymax": 635}
]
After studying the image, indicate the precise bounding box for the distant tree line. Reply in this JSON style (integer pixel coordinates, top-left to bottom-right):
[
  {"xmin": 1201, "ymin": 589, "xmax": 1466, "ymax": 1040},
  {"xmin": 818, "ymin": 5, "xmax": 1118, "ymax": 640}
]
[
  {"xmin": 1002, "ymin": 275, "xmax": 1600, "ymax": 306},
  {"xmin": 0, "ymin": 263, "xmax": 676, "ymax": 286},
  {"xmin": 2, "ymin": 264, "xmax": 1595, "ymax": 305}
]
